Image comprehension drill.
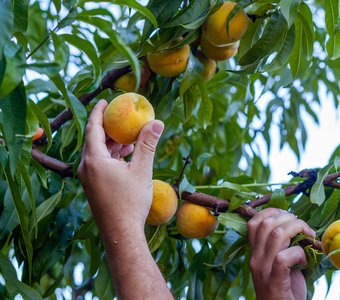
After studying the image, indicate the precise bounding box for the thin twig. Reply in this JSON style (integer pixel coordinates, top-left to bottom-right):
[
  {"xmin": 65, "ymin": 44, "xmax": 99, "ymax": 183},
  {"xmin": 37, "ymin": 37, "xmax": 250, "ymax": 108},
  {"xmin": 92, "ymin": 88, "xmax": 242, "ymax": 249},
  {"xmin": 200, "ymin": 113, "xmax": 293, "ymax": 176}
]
[{"xmin": 173, "ymin": 154, "xmax": 192, "ymax": 188}]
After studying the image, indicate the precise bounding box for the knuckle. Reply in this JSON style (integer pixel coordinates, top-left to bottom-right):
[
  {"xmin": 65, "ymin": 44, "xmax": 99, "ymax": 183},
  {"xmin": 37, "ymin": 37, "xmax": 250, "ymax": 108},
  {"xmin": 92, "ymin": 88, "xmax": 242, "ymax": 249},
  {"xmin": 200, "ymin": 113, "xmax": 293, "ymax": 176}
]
[
  {"xmin": 250, "ymin": 257, "xmax": 258, "ymax": 272},
  {"xmin": 261, "ymin": 218, "xmax": 274, "ymax": 230},
  {"xmin": 85, "ymin": 123, "xmax": 93, "ymax": 135},
  {"xmin": 263, "ymin": 207, "xmax": 283, "ymax": 215},
  {"xmin": 274, "ymin": 253, "xmax": 285, "ymax": 266},
  {"xmin": 247, "ymin": 219, "xmax": 257, "ymax": 231},
  {"xmin": 270, "ymin": 227, "xmax": 283, "ymax": 240},
  {"xmin": 82, "ymin": 156, "xmax": 96, "ymax": 172}
]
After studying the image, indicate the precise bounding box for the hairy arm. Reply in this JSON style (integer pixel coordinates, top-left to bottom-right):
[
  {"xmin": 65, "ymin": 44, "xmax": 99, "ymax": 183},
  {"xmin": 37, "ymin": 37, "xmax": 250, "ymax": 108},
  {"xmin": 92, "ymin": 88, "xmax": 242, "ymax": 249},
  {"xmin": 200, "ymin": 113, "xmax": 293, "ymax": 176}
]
[{"xmin": 78, "ymin": 100, "xmax": 173, "ymax": 299}]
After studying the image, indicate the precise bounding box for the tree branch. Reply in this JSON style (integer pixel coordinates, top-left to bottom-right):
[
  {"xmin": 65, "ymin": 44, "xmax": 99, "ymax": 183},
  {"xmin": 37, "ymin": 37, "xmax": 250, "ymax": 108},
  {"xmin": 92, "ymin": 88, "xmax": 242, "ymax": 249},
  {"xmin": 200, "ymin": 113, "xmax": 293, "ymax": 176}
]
[
  {"xmin": 31, "ymin": 147, "xmax": 336, "ymax": 252},
  {"xmin": 31, "ymin": 146, "xmax": 74, "ymax": 177},
  {"xmin": 35, "ymin": 66, "xmax": 131, "ymax": 144}
]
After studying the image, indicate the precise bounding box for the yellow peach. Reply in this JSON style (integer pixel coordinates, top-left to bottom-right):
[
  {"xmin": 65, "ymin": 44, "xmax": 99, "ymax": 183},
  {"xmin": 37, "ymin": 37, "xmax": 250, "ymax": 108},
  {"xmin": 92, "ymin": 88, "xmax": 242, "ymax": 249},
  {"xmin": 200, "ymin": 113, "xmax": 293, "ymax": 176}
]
[
  {"xmin": 114, "ymin": 73, "xmax": 137, "ymax": 92},
  {"xmin": 203, "ymin": 1, "xmax": 248, "ymax": 46},
  {"xmin": 146, "ymin": 180, "xmax": 178, "ymax": 226},
  {"xmin": 200, "ymin": 32, "xmax": 239, "ymax": 61},
  {"xmin": 322, "ymin": 220, "xmax": 340, "ymax": 268},
  {"xmin": 147, "ymin": 44, "xmax": 190, "ymax": 77},
  {"xmin": 197, "ymin": 51, "xmax": 217, "ymax": 81},
  {"xmin": 103, "ymin": 93, "xmax": 155, "ymax": 144},
  {"xmin": 176, "ymin": 201, "xmax": 218, "ymax": 238}
]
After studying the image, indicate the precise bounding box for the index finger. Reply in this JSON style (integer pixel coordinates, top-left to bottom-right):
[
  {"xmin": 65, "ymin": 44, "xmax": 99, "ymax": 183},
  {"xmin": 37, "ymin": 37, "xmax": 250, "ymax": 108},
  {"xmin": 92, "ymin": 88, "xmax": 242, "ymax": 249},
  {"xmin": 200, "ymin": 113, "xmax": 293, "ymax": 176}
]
[
  {"xmin": 247, "ymin": 208, "xmax": 287, "ymax": 247},
  {"xmin": 84, "ymin": 100, "xmax": 109, "ymax": 157}
]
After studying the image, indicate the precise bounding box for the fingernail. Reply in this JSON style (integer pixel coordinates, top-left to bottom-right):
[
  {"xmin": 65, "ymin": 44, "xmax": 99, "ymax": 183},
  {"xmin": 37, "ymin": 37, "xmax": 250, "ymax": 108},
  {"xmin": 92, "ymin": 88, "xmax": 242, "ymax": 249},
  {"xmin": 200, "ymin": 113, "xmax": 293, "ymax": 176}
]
[{"xmin": 152, "ymin": 121, "xmax": 164, "ymax": 137}]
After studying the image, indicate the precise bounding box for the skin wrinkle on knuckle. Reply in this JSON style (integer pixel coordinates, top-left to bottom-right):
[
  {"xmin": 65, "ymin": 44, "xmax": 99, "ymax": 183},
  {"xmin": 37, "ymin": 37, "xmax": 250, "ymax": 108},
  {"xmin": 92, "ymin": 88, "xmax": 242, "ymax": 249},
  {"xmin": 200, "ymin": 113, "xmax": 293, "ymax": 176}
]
[
  {"xmin": 270, "ymin": 226, "xmax": 283, "ymax": 240},
  {"xmin": 273, "ymin": 253, "xmax": 288, "ymax": 269},
  {"xmin": 260, "ymin": 218, "xmax": 274, "ymax": 231}
]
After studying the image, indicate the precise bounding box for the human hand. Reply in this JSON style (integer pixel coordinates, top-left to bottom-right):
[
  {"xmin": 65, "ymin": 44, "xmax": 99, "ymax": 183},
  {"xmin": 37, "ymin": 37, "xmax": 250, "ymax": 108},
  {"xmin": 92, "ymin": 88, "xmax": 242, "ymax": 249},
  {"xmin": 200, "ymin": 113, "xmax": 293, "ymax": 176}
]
[
  {"xmin": 247, "ymin": 208, "xmax": 316, "ymax": 300},
  {"xmin": 77, "ymin": 100, "xmax": 164, "ymax": 237}
]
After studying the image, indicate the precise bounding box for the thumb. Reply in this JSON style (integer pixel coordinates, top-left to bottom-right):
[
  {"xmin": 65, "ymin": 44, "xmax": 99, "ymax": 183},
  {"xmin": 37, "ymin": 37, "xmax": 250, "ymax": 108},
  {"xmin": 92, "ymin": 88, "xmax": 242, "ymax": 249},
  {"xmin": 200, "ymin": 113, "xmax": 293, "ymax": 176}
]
[{"xmin": 130, "ymin": 120, "xmax": 164, "ymax": 175}]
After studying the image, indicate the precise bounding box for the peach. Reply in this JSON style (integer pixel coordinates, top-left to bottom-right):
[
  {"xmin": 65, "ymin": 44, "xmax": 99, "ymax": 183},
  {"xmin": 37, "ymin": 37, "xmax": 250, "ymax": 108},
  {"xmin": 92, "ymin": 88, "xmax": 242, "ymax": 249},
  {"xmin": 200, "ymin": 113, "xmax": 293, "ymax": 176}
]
[
  {"xmin": 200, "ymin": 32, "xmax": 239, "ymax": 61},
  {"xmin": 147, "ymin": 43, "xmax": 190, "ymax": 77},
  {"xmin": 322, "ymin": 220, "xmax": 340, "ymax": 268},
  {"xmin": 176, "ymin": 201, "xmax": 218, "ymax": 238},
  {"xmin": 114, "ymin": 73, "xmax": 137, "ymax": 92},
  {"xmin": 103, "ymin": 93, "xmax": 155, "ymax": 144},
  {"xmin": 203, "ymin": 2, "xmax": 248, "ymax": 46},
  {"xmin": 32, "ymin": 127, "xmax": 44, "ymax": 141},
  {"xmin": 196, "ymin": 50, "xmax": 217, "ymax": 81},
  {"xmin": 146, "ymin": 180, "xmax": 178, "ymax": 226}
]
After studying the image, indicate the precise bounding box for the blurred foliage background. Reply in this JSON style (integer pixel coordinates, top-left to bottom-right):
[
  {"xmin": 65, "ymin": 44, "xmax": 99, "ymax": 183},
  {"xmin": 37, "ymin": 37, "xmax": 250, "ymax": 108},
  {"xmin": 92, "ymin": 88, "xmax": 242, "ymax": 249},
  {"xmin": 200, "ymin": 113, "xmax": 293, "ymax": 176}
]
[{"xmin": 0, "ymin": 0, "xmax": 339, "ymax": 299}]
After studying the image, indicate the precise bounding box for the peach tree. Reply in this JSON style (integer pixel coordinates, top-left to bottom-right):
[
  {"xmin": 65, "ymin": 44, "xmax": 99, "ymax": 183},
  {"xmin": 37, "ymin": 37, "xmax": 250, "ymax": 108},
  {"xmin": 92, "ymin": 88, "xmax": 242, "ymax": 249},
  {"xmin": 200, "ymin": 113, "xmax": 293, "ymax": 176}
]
[{"xmin": 0, "ymin": 0, "xmax": 339, "ymax": 299}]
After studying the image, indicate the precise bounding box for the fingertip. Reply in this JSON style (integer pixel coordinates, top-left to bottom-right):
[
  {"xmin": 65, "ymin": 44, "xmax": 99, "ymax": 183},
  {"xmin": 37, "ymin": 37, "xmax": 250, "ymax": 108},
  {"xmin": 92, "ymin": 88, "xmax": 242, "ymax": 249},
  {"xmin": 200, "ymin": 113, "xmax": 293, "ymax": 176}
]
[
  {"xmin": 151, "ymin": 120, "xmax": 164, "ymax": 137},
  {"xmin": 120, "ymin": 144, "xmax": 134, "ymax": 158}
]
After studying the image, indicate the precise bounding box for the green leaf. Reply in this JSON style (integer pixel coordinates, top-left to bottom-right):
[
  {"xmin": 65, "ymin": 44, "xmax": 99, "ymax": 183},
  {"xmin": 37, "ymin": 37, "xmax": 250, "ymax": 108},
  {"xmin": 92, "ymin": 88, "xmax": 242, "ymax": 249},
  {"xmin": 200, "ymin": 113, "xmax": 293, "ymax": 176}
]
[
  {"xmin": 267, "ymin": 189, "xmax": 287, "ymax": 209},
  {"xmin": 229, "ymin": 193, "xmax": 248, "ymax": 212},
  {"xmin": 114, "ymin": 0, "xmax": 158, "ymax": 27},
  {"xmin": 197, "ymin": 153, "xmax": 213, "ymax": 170},
  {"xmin": 146, "ymin": 224, "xmax": 167, "ymax": 253},
  {"xmin": 163, "ymin": 0, "xmax": 210, "ymax": 28},
  {"xmin": 179, "ymin": 175, "xmax": 196, "ymax": 196},
  {"xmin": 0, "ymin": 0, "xmax": 13, "ymax": 58},
  {"xmin": 325, "ymin": 0, "xmax": 339, "ymax": 37},
  {"xmin": 289, "ymin": 22, "xmax": 307, "ymax": 78},
  {"xmin": 0, "ymin": 82, "xmax": 26, "ymax": 176},
  {"xmin": 141, "ymin": 0, "xmax": 182, "ymax": 39},
  {"xmin": 0, "ymin": 41, "xmax": 26, "ymax": 98},
  {"xmin": 334, "ymin": 156, "xmax": 340, "ymax": 170},
  {"xmin": 310, "ymin": 164, "xmax": 333, "ymax": 205},
  {"xmin": 239, "ymin": 12, "xmax": 288, "ymax": 66},
  {"xmin": 33, "ymin": 183, "xmax": 64, "ymax": 226},
  {"xmin": 50, "ymin": 74, "xmax": 87, "ymax": 153},
  {"xmin": 61, "ymin": 33, "xmax": 101, "ymax": 82},
  {"xmin": 0, "ymin": 187, "xmax": 18, "ymax": 239},
  {"xmin": 179, "ymin": 54, "xmax": 200, "ymax": 96},
  {"xmin": 51, "ymin": 32, "xmax": 69, "ymax": 70},
  {"xmin": 198, "ymin": 82, "xmax": 213, "ymax": 129},
  {"xmin": 95, "ymin": 258, "xmax": 115, "ymax": 299},
  {"xmin": 0, "ymin": 253, "xmax": 42, "ymax": 299},
  {"xmin": 18, "ymin": 160, "xmax": 38, "ymax": 238},
  {"xmin": 183, "ymin": 85, "xmax": 200, "ymax": 122},
  {"xmin": 218, "ymin": 212, "xmax": 248, "ymax": 236},
  {"xmin": 28, "ymin": 100, "xmax": 52, "ymax": 150},
  {"xmin": 74, "ymin": 218, "xmax": 96, "ymax": 240},
  {"xmin": 25, "ymin": 62, "xmax": 61, "ymax": 76},
  {"xmin": 297, "ymin": 4, "xmax": 314, "ymax": 60},
  {"xmin": 325, "ymin": 0, "xmax": 340, "ymax": 59},
  {"xmin": 327, "ymin": 30, "xmax": 340, "ymax": 59},
  {"xmin": 4, "ymin": 165, "xmax": 33, "ymax": 283},
  {"xmin": 13, "ymin": 0, "xmax": 30, "ymax": 32},
  {"xmin": 31, "ymin": 159, "xmax": 48, "ymax": 189},
  {"xmin": 76, "ymin": 16, "xmax": 140, "ymax": 89},
  {"xmin": 280, "ymin": 0, "xmax": 300, "ymax": 27},
  {"xmin": 264, "ymin": 25, "xmax": 295, "ymax": 72}
]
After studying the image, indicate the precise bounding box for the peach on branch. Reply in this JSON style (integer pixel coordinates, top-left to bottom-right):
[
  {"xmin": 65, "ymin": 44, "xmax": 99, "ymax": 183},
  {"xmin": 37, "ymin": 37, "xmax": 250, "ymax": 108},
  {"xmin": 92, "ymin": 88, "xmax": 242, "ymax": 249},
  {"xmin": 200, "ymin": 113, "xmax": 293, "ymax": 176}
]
[
  {"xmin": 176, "ymin": 201, "xmax": 218, "ymax": 238},
  {"xmin": 114, "ymin": 73, "xmax": 137, "ymax": 92},
  {"xmin": 147, "ymin": 43, "xmax": 190, "ymax": 77},
  {"xmin": 146, "ymin": 180, "xmax": 178, "ymax": 226},
  {"xmin": 203, "ymin": 1, "xmax": 248, "ymax": 46},
  {"xmin": 322, "ymin": 220, "xmax": 340, "ymax": 268},
  {"xmin": 103, "ymin": 92, "xmax": 155, "ymax": 144}
]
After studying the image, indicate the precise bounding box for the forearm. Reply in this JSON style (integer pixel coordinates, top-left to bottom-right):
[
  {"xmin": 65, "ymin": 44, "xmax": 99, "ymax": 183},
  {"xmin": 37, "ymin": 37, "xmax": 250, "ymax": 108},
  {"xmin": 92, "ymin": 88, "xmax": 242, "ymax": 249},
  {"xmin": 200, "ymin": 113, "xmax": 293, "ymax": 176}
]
[{"xmin": 102, "ymin": 225, "xmax": 173, "ymax": 300}]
